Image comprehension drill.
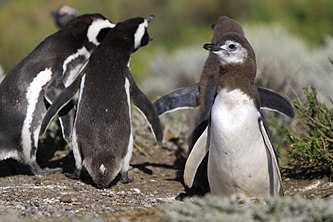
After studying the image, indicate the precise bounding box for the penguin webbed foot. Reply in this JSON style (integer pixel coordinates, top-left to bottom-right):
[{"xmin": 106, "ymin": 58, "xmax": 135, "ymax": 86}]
[
  {"xmin": 119, "ymin": 171, "xmax": 133, "ymax": 184},
  {"xmin": 30, "ymin": 162, "xmax": 62, "ymax": 176},
  {"xmin": 64, "ymin": 168, "xmax": 81, "ymax": 179}
]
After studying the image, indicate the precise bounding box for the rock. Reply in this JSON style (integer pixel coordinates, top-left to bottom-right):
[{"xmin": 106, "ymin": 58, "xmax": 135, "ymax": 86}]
[{"xmin": 59, "ymin": 194, "xmax": 73, "ymax": 203}]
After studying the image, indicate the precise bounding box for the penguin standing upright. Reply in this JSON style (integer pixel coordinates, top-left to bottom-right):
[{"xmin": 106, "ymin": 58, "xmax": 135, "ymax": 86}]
[
  {"xmin": 184, "ymin": 32, "xmax": 282, "ymax": 197},
  {"xmin": 40, "ymin": 16, "xmax": 163, "ymax": 189},
  {"xmin": 0, "ymin": 13, "xmax": 115, "ymax": 175},
  {"xmin": 152, "ymin": 16, "xmax": 292, "ymax": 195}
]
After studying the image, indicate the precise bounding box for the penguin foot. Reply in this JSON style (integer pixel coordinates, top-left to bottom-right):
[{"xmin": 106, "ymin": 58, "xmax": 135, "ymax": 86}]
[
  {"xmin": 64, "ymin": 168, "xmax": 81, "ymax": 179},
  {"xmin": 30, "ymin": 162, "xmax": 62, "ymax": 176},
  {"xmin": 120, "ymin": 171, "xmax": 133, "ymax": 184}
]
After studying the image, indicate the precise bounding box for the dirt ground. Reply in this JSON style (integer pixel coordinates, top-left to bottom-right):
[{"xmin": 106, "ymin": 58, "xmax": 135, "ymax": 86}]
[{"xmin": 0, "ymin": 111, "xmax": 332, "ymax": 221}]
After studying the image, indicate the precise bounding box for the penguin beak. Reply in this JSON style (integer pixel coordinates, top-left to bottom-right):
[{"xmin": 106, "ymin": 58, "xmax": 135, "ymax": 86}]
[
  {"xmin": 50, "ymin": 10, "xmax": 58, "ymax": 17},
  {"xmin": 146, "ymin": 15, "xmax": 154, "ymax": 23},
  {"xmin": 203, "ymin": 43, "xmax": 220, "ymax": 52},
  {"xmin": 145, "ymin": 15, "xmax": 154, "ymax": 42}
]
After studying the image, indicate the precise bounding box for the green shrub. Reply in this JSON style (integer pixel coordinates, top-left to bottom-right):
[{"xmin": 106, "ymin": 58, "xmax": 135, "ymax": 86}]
[
  {"xmin": 287, "ymin": 86, "xmax": 333, "ymax": 177},
  {"xmin": 278, "ymin": 86, "xmax": 333, "ymax": 178}
]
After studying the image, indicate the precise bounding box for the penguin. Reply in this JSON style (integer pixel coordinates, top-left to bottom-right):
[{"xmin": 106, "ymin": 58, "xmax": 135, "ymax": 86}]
[
  {"xmin": 153, "ymin": 16, "xmax": 294, "ymax": 119},
  {"xmin": 152, "ymin": 16, "xmax": 291, "ymax": 196},
  {"xmin": 50, "ymin": 5, "xmax": 79, "ymax": 28},
  {"xmin": 40, "ymin": 16, "xmax": 163, "ymax": 189},
  {"xmin": 184, "ymin": 32, "xmax": 282, "ymax": 198},
  {"xmin": 0, "ymin": 13, "xmax": 115, "ymax": 175}
]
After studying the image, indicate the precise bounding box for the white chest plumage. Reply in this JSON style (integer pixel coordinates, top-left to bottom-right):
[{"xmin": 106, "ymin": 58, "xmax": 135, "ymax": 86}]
[{"xmin": 208, "ymin": 88, "xmax": 273, "ymax": 197}]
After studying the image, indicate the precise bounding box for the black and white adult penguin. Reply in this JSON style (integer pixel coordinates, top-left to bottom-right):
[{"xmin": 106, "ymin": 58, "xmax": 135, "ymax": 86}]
[
  {"xmin": 50, "ymin": 5, "xmax": 79, "ymax": 28},
  {"xmin": 0, "ymin": 13, "xmax": 115, "ymax": 175},
  {"xmin": 40, "ymin": 16, "xmax": 163, "ymax": 189},
  {"xmin": 184, "ymin": 32, "xmax": 283, "ymax": 198},
  {"xmin": 153, "ymin": 16, "xmax": 294, "ymax": 119}
]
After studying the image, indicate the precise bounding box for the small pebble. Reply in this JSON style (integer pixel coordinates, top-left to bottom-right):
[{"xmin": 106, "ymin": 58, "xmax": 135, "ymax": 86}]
[
  {"xmin": 34, "ymin": 179, "xmax": 42, "ymax": 186},
  {"xmin": 60, "ymin": 194, "xmax": 72, "ymax": 203},
  {"xmin": 131, "ymin": 188, "xmax": 142, "ymax": 194}
]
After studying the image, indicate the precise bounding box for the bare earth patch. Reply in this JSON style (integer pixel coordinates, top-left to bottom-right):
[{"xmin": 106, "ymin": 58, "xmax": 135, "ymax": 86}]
[{"xmin": 0, "ymin": 111, "xmax": 332, "ymax": 221}]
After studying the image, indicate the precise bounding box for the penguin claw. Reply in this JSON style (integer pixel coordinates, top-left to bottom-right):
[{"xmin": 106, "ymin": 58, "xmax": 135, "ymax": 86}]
[
  {"xmin": 120, "ymin": 171, "xmax": 133, "ymax": 184},
  {"xmin": 30, "ymin": 163, "xmax": 62, "ymax": 176}
]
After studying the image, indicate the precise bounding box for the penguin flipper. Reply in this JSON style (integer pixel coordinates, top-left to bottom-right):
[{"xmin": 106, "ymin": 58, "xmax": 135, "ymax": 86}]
[
  {"xmin": 40, "ymin": 72, "xmax": 83, "ymax": 136},
  {"xmin": 258, "ymin": 118, "xmax": 283, "ymax": 196},
  {"xmin": 130, "ymin": 78, "xmax": 163, "ymax": 144},
  {"xmin": 58, "ymin": 108, "xmax": 75, "ymax": 143},
  {"xmin": 152, "ymin": 84, "xmax": 294, "ymax": 118},
  {"xmin": 258, "ymin": 87, "xmax": 294, "ymax": 118},
  {"xmin": 153, "ymin": 84, "xmax": 199, "ymax": 116},
  {"xmin": 184, "ymin": 127, "xmax": 208, "ymax": 188},
  {"xmin": 44, "ymin": 79, "xmax": 75, "ymax": 143}
]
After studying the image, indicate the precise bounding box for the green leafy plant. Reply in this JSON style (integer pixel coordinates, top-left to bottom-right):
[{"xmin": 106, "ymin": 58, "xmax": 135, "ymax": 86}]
[{"xmin": 283, "ymin": 86, "xmax": 333, "ymax": 178}]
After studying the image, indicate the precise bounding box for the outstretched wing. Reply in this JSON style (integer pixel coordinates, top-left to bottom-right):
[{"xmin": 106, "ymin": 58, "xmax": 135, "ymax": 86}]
[
  {"xmin": 130, "ymin": 76, "xmax": 163, "ymax": 144},
  {"xmin": 258, "ymin": 118, "xmax": 283, "ymax": 196},
  {"xmin": 258, "ymin": 87, "xmax": 294, "ymax": 118},
  {"xmin": 152, "ymin": 83, "xmax": 294, "ymax": 118},
  {"xmin": 183, "ymin": 127, "xmax": 209, "ymax": 188},
  {"xmin": 153, "ymin": 84, "xmax": 199, "ymax": 116}
]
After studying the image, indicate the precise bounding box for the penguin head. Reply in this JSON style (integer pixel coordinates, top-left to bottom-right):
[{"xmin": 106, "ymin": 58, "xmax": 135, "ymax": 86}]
[
  {"xmin": 210, "ymin": 16, "xmax": 245, "ymax": 44},
  {"xmin": 203, "ymin": 32, "xmax": 255, "ymax": 66},
  {"xmin": 109, "ymin": 15, "xmax": 154, "ymax": 52},
  {"xmin": 65, "ymin": 13, "xmax": 115, "ymax": 51},
  {"xmin": 83, "ymin": 152, "xmax": 122, "ymax": 189},
  {"xmin": 132, "ymin": 15, "xmax": 154, "ymax": 51},
  {"xmin": 50, "ymin": 5, "xmax": 79, "ymax": 28}
]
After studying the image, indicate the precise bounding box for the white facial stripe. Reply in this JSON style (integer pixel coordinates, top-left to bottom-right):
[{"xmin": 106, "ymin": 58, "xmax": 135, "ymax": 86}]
[
  {"xmin": 87, "ymin": 19, "xmax": 115, "ymax": 46},
  {"xmin": 134, "ymin": 20, "xmax": 148, "ymax": 49},
  {"xmin": 72, "ymin": 74, "xmax": 86, "ymax": 170},
  {"xmin": 122, "ymin": 78, "xmax": 133, "ymax": 173},
  {"xmin": 62, "ymin": 47, "xmax": 90, "ymax": 76},
  {"xmin": 215, "ymin": 40, "xmax": 248, "ymax": 65},
  {"xmin": 21, "ymin": 68, "xmax": 53, "ymax": 163}
]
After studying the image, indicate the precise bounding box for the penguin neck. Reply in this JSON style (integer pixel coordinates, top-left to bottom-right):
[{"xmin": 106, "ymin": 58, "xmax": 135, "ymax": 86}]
[
  {"xmin": 108, "ymin": 40, "xmax": 133, "ymax": 63},
  {"xmin": 217, "ymin": 60, "xmax": 259, "ymax": 108}
]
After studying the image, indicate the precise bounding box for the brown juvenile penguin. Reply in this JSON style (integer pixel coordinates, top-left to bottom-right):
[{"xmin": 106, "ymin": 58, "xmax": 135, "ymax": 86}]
[
  {"xmin": 184, "ymin": 32, "xmax": 282, "ymax": 198},
  {"xmin": 197, "ymin": 16, "xmax": 245, "ymax": 124},
  {"xmin": 153, "ymin": 17, "xmax": 292, "ymax": 195}
]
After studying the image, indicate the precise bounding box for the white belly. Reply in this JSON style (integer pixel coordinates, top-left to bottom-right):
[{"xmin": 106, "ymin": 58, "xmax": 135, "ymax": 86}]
[{"xmin": 208, "ymin": 89, "xmax": 271, "ymax": 198}]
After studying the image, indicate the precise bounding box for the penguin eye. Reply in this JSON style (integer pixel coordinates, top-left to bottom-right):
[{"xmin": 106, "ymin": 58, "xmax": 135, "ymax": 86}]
[{"xmin": 228, "ymin": 44, "xmax": 236, "ymax": 50}]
